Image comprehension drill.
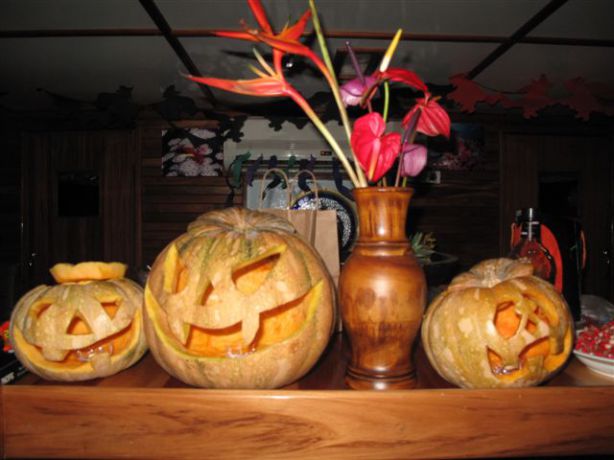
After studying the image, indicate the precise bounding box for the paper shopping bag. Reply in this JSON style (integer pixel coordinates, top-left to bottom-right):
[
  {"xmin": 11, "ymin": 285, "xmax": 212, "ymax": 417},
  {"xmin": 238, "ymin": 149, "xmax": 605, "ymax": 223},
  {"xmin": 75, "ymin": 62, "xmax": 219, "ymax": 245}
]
[{"xmin": 258, "ymin": 169, "xmax": 340, "ymax": 287}]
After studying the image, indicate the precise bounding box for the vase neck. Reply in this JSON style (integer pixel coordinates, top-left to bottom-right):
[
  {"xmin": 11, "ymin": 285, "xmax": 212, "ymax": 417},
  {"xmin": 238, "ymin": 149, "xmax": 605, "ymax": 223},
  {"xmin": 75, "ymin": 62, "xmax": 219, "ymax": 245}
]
[{"xmin": 353, "ymin": 187, "xmax": 413, "ymax": 243}]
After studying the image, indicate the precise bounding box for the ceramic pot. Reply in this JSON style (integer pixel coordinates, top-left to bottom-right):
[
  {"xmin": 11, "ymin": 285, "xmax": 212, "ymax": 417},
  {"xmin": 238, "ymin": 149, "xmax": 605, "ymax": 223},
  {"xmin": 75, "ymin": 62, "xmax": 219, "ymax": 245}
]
[{"xmin": 339, "ymin": 187, "xmax": 426, "ymax": 390}]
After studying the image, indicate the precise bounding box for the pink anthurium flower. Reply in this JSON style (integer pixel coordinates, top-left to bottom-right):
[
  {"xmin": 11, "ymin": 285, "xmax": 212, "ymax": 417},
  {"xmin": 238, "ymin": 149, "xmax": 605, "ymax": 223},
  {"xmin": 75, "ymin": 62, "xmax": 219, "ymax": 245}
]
[
  {"xmin": 340, "ymin": 76, "xmax": 378, "ymax": 107},
  {"xmin": 403, "ymin": 93, "xmax": 451, "ymax": 138},
  {"xmin": 351, "ymin": 113, "xmax": 401, "ymax": 182},
  {"xmin": 400, "ymin": 143, "xmax": 427, "ymax": 177}
]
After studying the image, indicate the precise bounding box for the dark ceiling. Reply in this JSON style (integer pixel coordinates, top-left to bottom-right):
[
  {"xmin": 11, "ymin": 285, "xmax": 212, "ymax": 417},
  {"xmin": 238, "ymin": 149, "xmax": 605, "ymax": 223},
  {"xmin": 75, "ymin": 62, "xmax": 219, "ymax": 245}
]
[{"xmin": 1, "ymin": 0, "xmax": 613, "ymax": 121}]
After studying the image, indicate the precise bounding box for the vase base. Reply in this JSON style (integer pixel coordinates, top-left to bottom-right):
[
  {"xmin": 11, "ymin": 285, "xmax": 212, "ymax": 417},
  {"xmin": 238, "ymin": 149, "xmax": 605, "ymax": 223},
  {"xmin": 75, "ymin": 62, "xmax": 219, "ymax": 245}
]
[{"xmin": 345, "ymin": 370, "xmax": 418, "ymax": 390}]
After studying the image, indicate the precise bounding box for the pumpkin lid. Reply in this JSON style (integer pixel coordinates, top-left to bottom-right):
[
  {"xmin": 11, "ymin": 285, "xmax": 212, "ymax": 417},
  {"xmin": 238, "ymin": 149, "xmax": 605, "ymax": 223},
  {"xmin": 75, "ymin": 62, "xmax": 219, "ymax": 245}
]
[{"xmin": 50, "ymin": 262, "xmax": 127, "ymax": 283}]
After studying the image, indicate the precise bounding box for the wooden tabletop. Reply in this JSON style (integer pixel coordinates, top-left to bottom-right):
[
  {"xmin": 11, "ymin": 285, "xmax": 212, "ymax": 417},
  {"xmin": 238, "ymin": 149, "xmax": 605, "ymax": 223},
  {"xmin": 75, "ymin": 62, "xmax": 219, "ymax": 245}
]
[{"xmin": 2, "ymin": 332, "xmax": 614, "ymax": 459}]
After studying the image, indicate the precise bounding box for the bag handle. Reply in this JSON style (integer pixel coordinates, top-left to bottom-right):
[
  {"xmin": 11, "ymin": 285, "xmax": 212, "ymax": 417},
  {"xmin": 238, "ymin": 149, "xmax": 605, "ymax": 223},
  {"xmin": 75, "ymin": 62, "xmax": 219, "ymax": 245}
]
[
  {"xmin": 258, "ymin": 168, "xmax": 292, "ymax": 210},
  {"xmin": 289, "ymin": 170, "xmax": 321, "ymax": 246},
  {"xmin": 258, "ymin": 168, "xmax": 322, "ymax": 247},
  {"xmin": 258, "ymin": 168, "xmax": 322, "ymax": 210},
  {"xmin": 290, "ymin": 169, "xmax": 320, "ymax": 209}
]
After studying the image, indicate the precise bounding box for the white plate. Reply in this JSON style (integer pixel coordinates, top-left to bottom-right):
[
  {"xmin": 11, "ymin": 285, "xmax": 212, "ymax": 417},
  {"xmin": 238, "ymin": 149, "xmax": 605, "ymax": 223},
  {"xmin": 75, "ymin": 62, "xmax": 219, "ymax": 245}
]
[{"xmin": 573, "ymin": 349, "xmax": 614, "ymax": 378}]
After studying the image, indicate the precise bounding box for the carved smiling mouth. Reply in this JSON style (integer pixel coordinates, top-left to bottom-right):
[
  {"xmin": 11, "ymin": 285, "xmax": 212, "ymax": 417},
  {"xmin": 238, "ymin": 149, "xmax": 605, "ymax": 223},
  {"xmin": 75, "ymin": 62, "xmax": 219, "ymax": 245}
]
[
  {"xmin": 487, "ymin": 294, "xmax": 568, "ymax": 379},
  {"xmin": 184, "ymin": 289, "xmax": 314, "ymax": 358},
  {"xmin": 162, "ymin": 243, "xmax": 319, "ymax": 358}
]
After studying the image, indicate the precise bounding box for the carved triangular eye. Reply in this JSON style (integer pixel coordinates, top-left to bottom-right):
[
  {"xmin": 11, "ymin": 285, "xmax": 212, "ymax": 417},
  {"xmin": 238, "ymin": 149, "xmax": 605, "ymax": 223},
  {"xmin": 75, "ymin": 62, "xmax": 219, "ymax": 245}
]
[
  {"xmin": 66, "ymin": 315, "xmax": 92, "ymax": 335},
  {"xmin": 232, "ymin": 251, "xmax": 282, "ymax": 295},
  {"xmin": 494, "ymin": 302, "xmax": 521, "ymax": 339},
  {"xmin": 163, "ymin": 244, "xmax": 189, "ymax": 294},
  {"xmin": 100, "ymin": 300, "xmax": 121, "ymax": 319}
]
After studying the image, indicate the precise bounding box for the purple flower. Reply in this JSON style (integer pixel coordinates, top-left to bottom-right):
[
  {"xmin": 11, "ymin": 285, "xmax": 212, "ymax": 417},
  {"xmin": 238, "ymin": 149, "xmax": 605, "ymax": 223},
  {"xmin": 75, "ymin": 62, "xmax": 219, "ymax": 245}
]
[
  {"xmin": 340, "ymin": 76, "xmax": 378, "ymax": 107},
  {"xmin": 400, "ymin": 143, "xmax": 427, "ymax": 177}
]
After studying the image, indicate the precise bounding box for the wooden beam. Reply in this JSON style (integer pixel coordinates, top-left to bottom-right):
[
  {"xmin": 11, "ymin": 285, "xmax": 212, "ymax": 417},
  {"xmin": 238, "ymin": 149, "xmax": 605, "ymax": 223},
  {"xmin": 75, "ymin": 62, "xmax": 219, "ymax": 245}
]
[
  {"xmin": 137, "ymin": 0, "xmax": 216, "ymax": 107},
  {"xmin": 466, "ymin": 0, "xmax": 569, "ymax": 80},
  {"xmin": 2, "ymin": 28, "xmax": 613, "ymax": 48}
]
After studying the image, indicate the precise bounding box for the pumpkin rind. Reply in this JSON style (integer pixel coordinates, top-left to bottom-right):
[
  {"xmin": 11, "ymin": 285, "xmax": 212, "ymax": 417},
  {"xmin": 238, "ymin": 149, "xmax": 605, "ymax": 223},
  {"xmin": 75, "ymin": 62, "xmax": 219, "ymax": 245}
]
[
  {"xmin": 144, "ymin": 208, "xmax": 335, "ymax": 389},
  {"xmin": 421, "ymin": 258, "xmax": 573, "ymax": 389},
  {"xmin": 10, "ymin": 265, "xmax": 147, "ymax": 381}
]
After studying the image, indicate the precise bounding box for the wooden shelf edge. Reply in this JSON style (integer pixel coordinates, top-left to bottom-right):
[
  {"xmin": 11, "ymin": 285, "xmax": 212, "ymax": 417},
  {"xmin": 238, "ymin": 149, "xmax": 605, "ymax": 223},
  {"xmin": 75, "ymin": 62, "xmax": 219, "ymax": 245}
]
[{"xmin": 3, "ymin": 384, "xmax": 614, "ymax": 459}]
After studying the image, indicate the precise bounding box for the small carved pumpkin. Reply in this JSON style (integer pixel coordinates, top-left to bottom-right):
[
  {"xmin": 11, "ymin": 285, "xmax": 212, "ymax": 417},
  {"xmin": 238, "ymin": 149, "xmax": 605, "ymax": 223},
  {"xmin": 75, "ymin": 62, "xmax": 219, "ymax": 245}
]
[
  {"xmin": 10, "ymin": 262, "xmax": 147, "ymax": 381},
  {"xmin": 421, "ymin": 258, "xmax": 573, "ymax": 388},
  {"xmin": 144, "ymin": 208, "xmax": 335, "ymax": 389}
]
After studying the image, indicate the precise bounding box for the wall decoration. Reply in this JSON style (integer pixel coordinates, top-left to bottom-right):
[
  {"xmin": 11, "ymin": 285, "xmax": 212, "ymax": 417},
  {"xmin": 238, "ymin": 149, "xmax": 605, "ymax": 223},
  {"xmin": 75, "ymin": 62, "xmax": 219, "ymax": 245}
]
[
  {"xmin": 448, "ymin": 73, "xmax": 614, "ymax": 120},
  {"xmin": 161, "ymin": 127, "xmax": 224, "ymax": 177},
  {"xmin": 35, "ymin": 86, "xmax": 139, "ymax": 129},
  {"xmin": 426, "ymin": 123, "xmax": 484, "ymax": 171},
  {"xmin": 156, "ymin": 85, "xmax": 199, "ymax": 121}
]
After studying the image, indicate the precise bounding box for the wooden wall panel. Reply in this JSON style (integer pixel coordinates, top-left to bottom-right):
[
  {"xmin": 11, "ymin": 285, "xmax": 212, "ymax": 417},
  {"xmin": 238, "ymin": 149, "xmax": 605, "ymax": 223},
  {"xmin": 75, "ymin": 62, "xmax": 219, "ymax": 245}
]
[
  {"xmin": 0, "ymin": 129, "xmax": 22, "ymax": 317},
  {"xmin": 0, "ymin": 131, "xmax": 21, "ymax": 265},
  {"xmin": 409, "ymin": 127, "xmax": 500, "ymax": 272},
  {"xmin": 139, "ymin": 122, "xmax": 243, "ymax": 267}
]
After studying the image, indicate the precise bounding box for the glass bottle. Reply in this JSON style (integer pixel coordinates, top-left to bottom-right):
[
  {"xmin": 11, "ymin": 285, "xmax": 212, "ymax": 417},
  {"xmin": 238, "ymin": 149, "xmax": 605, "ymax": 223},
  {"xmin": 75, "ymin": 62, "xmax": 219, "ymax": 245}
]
[{"xmin": 509, "ymin": 208, "xmax": 556, "ymax": 284}]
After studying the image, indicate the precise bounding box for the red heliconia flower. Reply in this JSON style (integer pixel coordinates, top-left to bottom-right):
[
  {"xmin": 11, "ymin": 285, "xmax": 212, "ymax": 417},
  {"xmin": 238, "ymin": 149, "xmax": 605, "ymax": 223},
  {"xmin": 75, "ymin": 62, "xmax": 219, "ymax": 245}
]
[
  {"xmin": 214, "ymin": 0, "xmax": 323, "ymax": 76},
  {"xmin": 403, "ymin": 93, "xmax": 451, "ymax": 138},
  {"xmin": 400, "ymin": 143, "xmax": 427, "ymax": 177},
  {"xmin": 351, "ymin": 113, "xmax": 401, "ymax": 182},
  {"xmin": 185, "ymin": 74, "xmax": 291, "ymax": 98}
]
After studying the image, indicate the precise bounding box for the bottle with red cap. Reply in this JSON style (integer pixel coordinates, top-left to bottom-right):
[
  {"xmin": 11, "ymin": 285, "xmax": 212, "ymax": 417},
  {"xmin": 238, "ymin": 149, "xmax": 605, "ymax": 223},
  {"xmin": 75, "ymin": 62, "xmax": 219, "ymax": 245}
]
[{"xmin": 509, "ymin": 208, "xmax": 557, "ymax": 285}]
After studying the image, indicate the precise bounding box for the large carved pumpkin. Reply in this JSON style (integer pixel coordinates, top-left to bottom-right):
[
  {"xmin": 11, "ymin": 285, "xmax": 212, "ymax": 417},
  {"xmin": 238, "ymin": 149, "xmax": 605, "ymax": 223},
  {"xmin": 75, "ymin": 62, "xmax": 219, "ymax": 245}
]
[
  {"xmin": 144, "ymin": 208, "xmax": 335, "ymax": 389},
  {"xmin": 10, "ymin": 262, "xmax": 147, "ymax": 381},
  {"xmin": 421, "ymin": 258, "xmax": 573, "ymax": 388}
]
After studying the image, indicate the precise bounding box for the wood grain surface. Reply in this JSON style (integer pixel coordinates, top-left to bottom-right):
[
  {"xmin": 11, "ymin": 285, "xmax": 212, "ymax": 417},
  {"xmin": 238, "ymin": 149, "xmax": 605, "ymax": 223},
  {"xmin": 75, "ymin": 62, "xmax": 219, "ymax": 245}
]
[{"xmin": 2, "ymin": 333, "xmax": 614, "ymax": 459}]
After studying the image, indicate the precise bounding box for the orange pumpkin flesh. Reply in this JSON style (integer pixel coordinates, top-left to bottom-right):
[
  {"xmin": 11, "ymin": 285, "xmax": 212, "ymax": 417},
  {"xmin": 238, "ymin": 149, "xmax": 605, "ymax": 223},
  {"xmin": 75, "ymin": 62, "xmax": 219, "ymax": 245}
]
[
  {"xmin": 144, "ymin": 208, "xmax": 335, "ymax": 389},
  {"xmin": 10, "ymin": 262, "xmax": 147, "ymax": 381},
  {"xmin": 421, "ymin": 258, "xmax": 573, "ymax": 388}
]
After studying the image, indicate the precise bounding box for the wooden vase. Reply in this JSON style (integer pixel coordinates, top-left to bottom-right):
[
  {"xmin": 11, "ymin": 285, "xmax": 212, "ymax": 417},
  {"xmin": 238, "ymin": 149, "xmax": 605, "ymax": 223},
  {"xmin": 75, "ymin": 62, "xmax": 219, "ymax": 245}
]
[{"xmin": 339, "ymin": 187, "xmax": 427, "ymax": 390}]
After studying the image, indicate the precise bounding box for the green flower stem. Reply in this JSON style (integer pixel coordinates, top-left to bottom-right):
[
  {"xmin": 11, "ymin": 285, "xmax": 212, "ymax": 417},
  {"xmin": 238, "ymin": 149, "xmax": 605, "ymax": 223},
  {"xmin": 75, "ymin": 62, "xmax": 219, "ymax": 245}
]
[
  {"xmin": 287, "ymin": 88, "xmax": 361, "ymax": 187},
  {"xmin": 383, "ymin": 81, "xmax": 390, "ymax": 123},
  {"xmin": 309, "ymin": 0, "xmax": 367, "ymax": 187}
]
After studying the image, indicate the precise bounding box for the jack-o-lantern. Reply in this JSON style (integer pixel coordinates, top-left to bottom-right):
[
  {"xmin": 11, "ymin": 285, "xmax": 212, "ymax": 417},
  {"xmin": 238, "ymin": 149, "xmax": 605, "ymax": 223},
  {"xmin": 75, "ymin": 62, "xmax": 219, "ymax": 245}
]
[
  {"xmin": 421, "ymin": 258, "xmax": 573, "ymax": 389},
  {"xmin": 144, "ymin": 208, "xmax": 335, "ymax": 389},
  {"xmin": 10, "ymin": 262, "xmax": 147, "ymax": 381}
]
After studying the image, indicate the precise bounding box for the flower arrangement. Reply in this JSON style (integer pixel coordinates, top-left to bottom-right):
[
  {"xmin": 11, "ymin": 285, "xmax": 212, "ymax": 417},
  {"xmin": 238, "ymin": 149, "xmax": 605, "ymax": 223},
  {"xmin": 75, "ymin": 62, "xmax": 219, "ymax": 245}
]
[{"xmin": 186, "ymin": 0, "xmax": 451, "ymax": 189}]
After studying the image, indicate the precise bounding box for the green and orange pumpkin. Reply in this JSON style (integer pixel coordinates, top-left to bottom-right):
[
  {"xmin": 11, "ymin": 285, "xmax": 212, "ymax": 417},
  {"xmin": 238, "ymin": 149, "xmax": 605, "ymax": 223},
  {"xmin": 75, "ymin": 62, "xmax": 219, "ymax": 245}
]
[
  {"xmin": 421, "ymin": 258, "xmax": 574, "ymax": 388},
  {"xmin": 144, "ymin": 208, "xmax": 335, "ymax": 389},
  {"xmin": 10, "ymin": 262, "xmax": 147, "ymax": 381}
]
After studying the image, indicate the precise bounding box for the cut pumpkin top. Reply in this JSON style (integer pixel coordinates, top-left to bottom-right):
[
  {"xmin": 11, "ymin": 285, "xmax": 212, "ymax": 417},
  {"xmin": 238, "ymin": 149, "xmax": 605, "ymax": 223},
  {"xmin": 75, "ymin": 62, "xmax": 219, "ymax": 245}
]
[{"xmin": 50, "ymin": 262, "xmax": 127, "ymax": 283}]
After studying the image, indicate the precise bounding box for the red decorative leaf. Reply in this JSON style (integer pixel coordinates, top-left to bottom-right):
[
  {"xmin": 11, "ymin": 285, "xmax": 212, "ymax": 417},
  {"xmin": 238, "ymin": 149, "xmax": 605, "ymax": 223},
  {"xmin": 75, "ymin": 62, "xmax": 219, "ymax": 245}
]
[
  {"xmin": 501, "ymin": 74, "xmax": 555, "ymax": 118},
  {"xmin": 447, "ymin": 73, "xmax": 491, "ymax": 113},
  {"xmin": 560, "ymin": 77, "xmax": 602, "ymax": 121}
]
